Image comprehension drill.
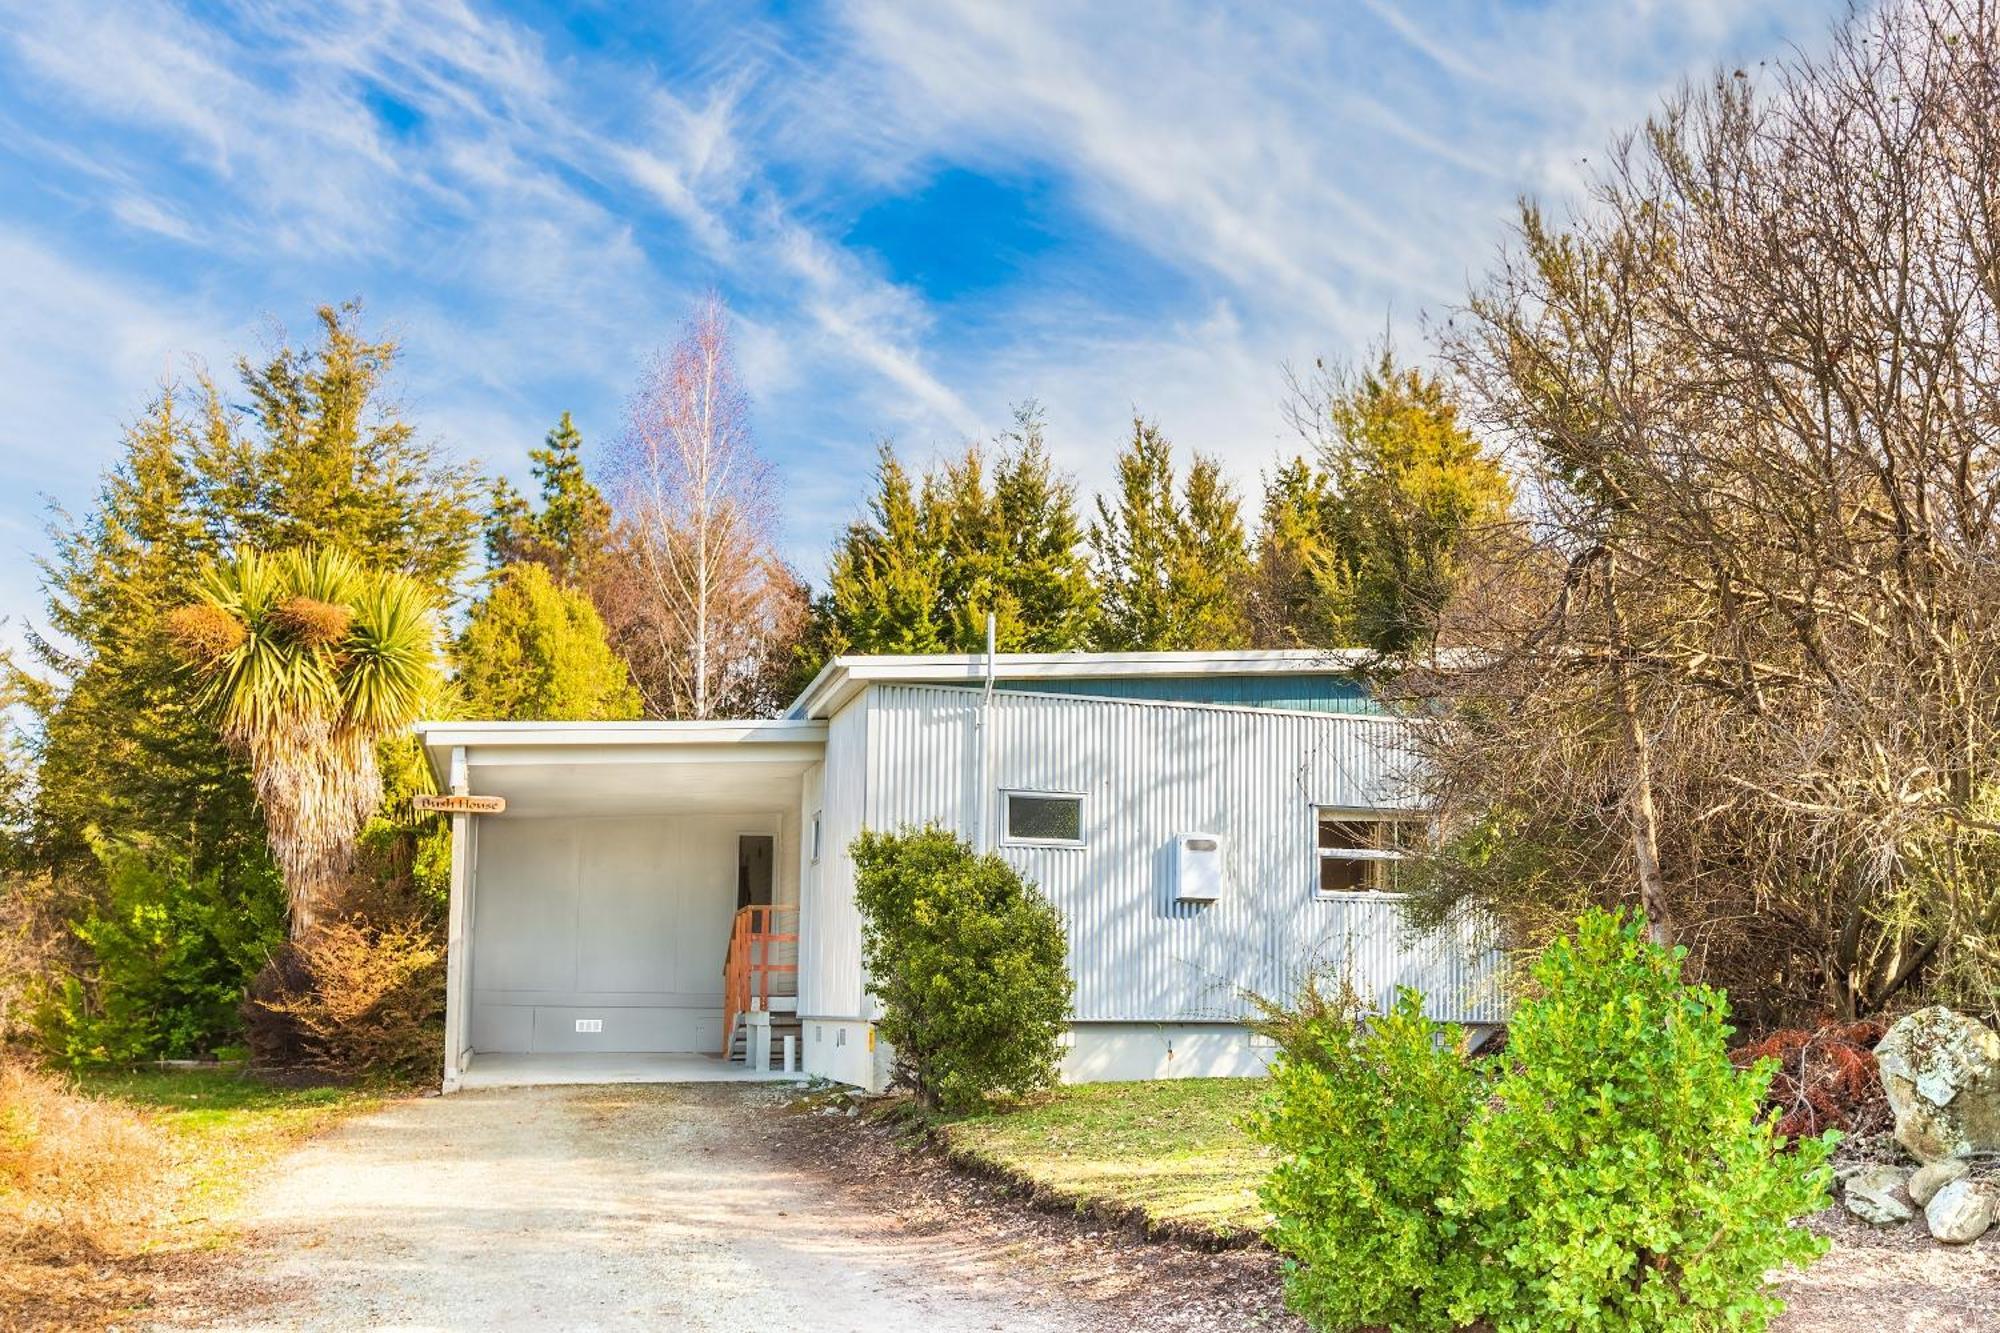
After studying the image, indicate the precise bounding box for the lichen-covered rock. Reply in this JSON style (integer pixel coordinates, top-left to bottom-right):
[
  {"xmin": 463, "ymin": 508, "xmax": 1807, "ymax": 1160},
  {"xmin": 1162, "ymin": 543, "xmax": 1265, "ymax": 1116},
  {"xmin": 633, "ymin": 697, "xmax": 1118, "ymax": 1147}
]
[
  {"xmin": 1908, "ymin": 1157, "xmax": 1970, "ymax": 1207},
  {"xmin": 1874, "ymin": 1007, "xmax": 2000, "ymax": 1163},
  {"xmin": 1841, "ymin": 1165, "xmax": 1914, "ymax": 1226},
  {"xmin": 1923, "ymin": 1179, "xmax": 1996, "ymax": 1244}
]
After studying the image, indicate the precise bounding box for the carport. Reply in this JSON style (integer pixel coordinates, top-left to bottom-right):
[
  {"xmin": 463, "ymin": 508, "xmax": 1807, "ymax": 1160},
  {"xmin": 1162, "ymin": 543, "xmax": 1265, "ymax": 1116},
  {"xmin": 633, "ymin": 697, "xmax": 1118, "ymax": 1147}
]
[{"xmin": 415, "ymin": 720, "xmax": 827, "ymax": 1091}]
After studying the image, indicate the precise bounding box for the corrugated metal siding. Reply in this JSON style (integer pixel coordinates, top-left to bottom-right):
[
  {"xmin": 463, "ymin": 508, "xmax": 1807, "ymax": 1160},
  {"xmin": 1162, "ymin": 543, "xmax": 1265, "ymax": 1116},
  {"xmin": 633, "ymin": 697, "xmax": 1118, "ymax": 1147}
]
[
  {"xmin": 800, "ymin": 698, "xmax": 870, "ymax": 1018},
  {"xmin": 865, "ymin": 683, "xmax": 1505, "ymax": 1024},
  {"xmin": 995, "ymin": 673, "xmax": 1379, "ymax": 713}
]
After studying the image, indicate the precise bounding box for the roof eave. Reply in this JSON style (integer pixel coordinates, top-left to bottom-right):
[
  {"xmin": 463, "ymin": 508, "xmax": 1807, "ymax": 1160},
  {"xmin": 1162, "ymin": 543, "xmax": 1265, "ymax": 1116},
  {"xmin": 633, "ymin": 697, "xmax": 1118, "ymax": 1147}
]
[{"xmin": 782, "ymin": 648, "xmax": 1387, "ymax": 720}]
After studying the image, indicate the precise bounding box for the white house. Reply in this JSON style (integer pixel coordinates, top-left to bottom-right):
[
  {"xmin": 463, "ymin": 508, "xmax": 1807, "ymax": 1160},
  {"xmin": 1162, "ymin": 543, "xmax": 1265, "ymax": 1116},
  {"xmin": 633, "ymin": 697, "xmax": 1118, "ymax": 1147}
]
[{"xmin": 416, "ymin": 650, "xmax": 1505, "ymax": 1093}]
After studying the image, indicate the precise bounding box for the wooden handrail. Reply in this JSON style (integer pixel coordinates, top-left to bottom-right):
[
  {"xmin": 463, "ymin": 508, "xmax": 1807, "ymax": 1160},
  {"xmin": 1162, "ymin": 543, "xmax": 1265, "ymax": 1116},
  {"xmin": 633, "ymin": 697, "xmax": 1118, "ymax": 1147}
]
[{"xmin": 721, "ymin": 904, "xmax": 800, "ymax": 1059}]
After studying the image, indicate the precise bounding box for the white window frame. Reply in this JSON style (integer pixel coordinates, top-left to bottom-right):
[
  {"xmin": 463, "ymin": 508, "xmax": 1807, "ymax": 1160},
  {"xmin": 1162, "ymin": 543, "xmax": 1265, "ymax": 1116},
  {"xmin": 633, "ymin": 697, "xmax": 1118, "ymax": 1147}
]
[
  {"xmin": 1313, "ymin": 807, "xmax": 1424, "ymax": 900},
  {"xmin": 810, "ymin": 810, "xmax": 823, "ymax": 864},
  {"xmin": 999, "ymin": 789, "xmax": 1088, "ymax": 848}
]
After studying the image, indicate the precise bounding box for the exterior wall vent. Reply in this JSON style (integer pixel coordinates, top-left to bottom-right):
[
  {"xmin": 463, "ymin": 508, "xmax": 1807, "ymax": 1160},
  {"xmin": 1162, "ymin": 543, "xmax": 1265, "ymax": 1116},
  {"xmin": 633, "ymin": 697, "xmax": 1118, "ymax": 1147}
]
[{"xmin": 1173, "ymin": 832, "xmax": 1225, "ymax": 902}]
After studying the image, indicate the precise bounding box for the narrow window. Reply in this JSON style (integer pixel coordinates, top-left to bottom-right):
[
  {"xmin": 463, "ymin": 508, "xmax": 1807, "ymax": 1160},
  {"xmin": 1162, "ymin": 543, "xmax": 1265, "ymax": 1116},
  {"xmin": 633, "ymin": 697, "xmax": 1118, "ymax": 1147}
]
[
  {"xmin": 1316, "ymin": 810, "xmax": 1423, "ymax": 895},
  {"xmin": 810, "ymin": 811, "xmax": 823, "ymax": 863},
  {"xmin": 1003, "ymin": 791, "xmax": 1085, "ymax": 846}
]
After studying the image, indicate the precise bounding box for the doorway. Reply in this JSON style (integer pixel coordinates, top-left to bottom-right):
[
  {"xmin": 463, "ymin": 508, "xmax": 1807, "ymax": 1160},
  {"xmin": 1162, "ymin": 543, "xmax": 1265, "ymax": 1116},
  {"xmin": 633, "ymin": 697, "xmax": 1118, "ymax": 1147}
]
[{"xmin": 736, "ymin": 834, "xmax": 774, "ymax": 911}]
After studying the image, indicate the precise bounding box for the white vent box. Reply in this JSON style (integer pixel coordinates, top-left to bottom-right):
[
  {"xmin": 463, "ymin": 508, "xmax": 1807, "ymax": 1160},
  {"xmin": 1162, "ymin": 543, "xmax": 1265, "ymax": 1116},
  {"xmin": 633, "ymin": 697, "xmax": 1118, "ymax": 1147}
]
[{"xmin": 1173, "ymin": 832, "xmax": 1225, "ymax": 902}]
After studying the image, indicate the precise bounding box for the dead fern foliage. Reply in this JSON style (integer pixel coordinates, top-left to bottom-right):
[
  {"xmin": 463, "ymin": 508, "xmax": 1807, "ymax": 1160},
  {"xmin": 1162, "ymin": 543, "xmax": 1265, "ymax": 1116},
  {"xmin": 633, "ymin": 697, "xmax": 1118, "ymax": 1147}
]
[{"xmin": 1732, "ymin": 1019, "xmax": 1888, "ymax": 1141}]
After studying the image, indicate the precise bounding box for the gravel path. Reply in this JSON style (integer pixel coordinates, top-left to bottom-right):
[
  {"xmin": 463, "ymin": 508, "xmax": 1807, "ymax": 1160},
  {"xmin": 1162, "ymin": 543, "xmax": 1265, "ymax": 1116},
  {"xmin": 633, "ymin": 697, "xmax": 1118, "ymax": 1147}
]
[{"xmin": 162, "ymin": 1084, "xmax": 1102, "ymax": 1333}]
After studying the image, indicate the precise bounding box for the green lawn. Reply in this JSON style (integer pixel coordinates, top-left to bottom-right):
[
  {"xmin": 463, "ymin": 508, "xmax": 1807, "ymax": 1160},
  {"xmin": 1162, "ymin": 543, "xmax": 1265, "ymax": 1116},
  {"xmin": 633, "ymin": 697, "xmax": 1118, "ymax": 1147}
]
[
  {"xmin": 933, "ymin": 1078, "xmax": 1273, "ymax": 1241},
  {"xmin": 74, "ymin": 1067, "xmax": 383, "ymax": 1230}
]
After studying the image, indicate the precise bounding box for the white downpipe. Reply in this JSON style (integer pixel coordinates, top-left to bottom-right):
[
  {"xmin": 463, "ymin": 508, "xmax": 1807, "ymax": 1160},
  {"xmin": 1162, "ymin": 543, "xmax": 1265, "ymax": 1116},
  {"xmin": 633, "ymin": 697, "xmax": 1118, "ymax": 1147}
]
[{"xmin": 975, "ymin": 613, "xmax": 997, "ymax": 852}]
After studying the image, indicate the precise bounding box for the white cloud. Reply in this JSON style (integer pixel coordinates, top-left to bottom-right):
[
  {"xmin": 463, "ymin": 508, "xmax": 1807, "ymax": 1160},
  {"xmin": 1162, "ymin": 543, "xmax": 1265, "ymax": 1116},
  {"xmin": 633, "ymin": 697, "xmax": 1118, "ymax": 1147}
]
[
  {"xmin": 0, "ymin": 225, "xmax": 249, "ymax": 662},
  {"xmin": 0, "ymin": 0, "xmax": 1848, "ymax": 599},
  {"xmin": 806, "ymin": 0, "xmax": 1843, "ymax": 498}
]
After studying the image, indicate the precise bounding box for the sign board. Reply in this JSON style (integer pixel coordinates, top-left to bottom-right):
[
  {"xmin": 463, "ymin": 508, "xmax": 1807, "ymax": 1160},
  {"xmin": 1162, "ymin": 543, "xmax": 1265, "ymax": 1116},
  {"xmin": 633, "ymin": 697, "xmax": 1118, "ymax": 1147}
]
[{"xmin": 413, "ymin": 794, "xmax": 506, "ymax": 815}]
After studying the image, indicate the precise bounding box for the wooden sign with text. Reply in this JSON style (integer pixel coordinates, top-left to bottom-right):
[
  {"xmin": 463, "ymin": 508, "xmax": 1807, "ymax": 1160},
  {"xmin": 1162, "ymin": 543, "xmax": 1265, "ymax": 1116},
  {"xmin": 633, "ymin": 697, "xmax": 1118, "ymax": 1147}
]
[{"xmin": 412, "ymin": 794, "xmax": 506, "ymax": 815}]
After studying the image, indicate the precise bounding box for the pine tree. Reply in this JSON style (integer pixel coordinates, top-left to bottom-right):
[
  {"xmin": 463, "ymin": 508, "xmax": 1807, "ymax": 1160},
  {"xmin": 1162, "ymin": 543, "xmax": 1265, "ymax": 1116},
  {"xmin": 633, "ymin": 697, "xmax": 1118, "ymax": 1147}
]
[
  {"xmin": 1313, "ymin": 352, "xmax": 1512, "ymax": 653},
  {"xmin": 822, "ymin": 446, "xmax": 950, "ymax": 656},
  {"xmin": 816, "ymin": 406, "xmax": 1097, "ymax": 662},
  {"xmin": 990, "ymin": 405, "xmax": 1097, "ymax": 651},
  {"xmin": 1180, "ymin": 454, "xmax": 1253, "ymax": 647},
  {"xmin": 455, "ymin": 563, "xmax": 642, "ymax": 721},
  {"xmin": 1089, "ymin": 418, "xmax": 1252, "ymax": 651},
  {"xmin": 201, "ymin": 303, "xmax": 480, "ymax": 600},
  {"xmin": 483, "ymin": 480, "xmax": 533, "ymax": 571},
  {"xmin": 1250, "ymin": 457, "xmax": 1352, "ymax": 648},
  {"xmin": 26, "ymin": 390, "xmax": 261, "ymax": 877},
  {"xmin": 484, "ymin": 411, "xmax": 611, "ymax": 585}
]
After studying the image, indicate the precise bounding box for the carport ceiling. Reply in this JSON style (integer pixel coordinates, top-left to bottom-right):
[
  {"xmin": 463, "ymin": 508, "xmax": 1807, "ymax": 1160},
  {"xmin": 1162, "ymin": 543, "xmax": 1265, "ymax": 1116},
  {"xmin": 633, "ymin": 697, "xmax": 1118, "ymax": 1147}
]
[{"xmin": 469, "ymin": 758, "xmax": 809, "ymax": 818}]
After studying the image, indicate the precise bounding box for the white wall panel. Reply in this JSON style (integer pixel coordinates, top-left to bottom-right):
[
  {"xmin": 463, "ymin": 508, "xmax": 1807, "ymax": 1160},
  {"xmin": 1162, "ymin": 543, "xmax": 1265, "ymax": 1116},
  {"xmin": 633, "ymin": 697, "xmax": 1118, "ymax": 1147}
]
[
  {"xmin": 800, "ymin": 697, "xmax": 870, "ymax": 1018},
  {"xmin": 863, "ymin": 684, "xmax": 1505, "ymax": 1024}
]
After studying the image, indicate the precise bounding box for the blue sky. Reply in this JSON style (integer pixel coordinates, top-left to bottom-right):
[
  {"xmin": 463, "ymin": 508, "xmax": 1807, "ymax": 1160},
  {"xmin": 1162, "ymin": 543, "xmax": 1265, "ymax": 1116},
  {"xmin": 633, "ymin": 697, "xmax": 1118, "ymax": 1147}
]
[{"xmin": 0, "ymin": 0, "xmax": 1846, "ymax": 652}]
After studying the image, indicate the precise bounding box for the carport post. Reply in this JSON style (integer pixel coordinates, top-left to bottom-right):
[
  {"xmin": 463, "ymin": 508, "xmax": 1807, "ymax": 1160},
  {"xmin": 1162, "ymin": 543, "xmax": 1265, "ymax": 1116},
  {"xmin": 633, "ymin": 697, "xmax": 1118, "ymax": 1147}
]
[{"xmin": 441, "ymin": 746, "xmax": 472, "ymax": 1093}]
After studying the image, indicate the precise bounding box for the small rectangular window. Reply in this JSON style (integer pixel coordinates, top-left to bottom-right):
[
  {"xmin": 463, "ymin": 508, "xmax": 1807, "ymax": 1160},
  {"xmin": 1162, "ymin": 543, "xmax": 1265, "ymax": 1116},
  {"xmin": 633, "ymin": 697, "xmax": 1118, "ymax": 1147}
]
[
  {"xmin": 1316, "ymin": 810, "xmax": 1423, "ymax": 896},
  {"xmin": 810, "ymin": 811, "xmax": 823, "ymax": 863},
  {"xmin": 1003, "ymin": 791, "xmax": 1085, "ymax": 845}
]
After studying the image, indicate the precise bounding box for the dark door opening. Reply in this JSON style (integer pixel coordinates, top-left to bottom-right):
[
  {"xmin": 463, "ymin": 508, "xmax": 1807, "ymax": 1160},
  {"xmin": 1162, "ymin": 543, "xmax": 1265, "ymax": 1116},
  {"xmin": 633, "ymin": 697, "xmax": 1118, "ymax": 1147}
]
[{"xmin": 737, "ymin": 834, "xmax": 774, "ymax": 911}]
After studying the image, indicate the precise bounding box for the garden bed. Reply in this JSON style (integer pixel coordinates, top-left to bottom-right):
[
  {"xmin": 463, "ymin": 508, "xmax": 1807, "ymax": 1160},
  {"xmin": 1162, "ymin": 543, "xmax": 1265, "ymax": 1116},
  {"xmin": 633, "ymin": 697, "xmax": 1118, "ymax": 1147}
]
[
  {"xmin": 782, "ymin": 1082, "xmax": 1303, "ymax": 1332},
  {"xmin": 792, "ymin": 1078, "xmax": 1998, "ymax": 1332}
]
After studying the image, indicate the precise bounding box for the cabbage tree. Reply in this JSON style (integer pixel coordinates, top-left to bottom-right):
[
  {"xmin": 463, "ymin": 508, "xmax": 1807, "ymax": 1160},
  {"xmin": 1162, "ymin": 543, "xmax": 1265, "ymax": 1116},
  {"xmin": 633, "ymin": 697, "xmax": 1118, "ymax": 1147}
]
[{"xmin": 166, "ymin": 547, "xmax": 438, "ymax": 935}]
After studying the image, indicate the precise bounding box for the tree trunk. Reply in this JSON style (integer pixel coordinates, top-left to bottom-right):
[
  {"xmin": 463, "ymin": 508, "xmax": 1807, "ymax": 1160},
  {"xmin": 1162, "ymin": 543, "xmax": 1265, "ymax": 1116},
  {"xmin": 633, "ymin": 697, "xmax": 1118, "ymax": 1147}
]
[
  {"xmin": 1603, "ymin": 554, "xmax": 1676, "ymax": 948},
  {"xmin": 695, "ymin": 508, "xmax": 710, "ymax": 719}
]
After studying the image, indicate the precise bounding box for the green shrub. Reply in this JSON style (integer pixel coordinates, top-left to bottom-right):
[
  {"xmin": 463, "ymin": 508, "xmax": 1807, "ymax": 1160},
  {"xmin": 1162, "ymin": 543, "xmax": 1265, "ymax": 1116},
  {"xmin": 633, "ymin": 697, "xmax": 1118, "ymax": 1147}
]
[
  {"xmin": 1453, "ymin": 909, "xmax": 1834, "ymax": 1331},
  {"xmin": 1253, "ymin": 986, "xmax": 1479, "ymax": 1333},
  {"xmin": 33, "ymin": 839, "xmax": 284, "ymax": 1066},
  {"xmin": 453, "ymin": 561, "xmax": 642, "ymax": 722},
  {"xmin": 1253, "ymin": 911, "xmax": 1834, "ymax": 1333},
  {"xmin": 851, "ymin": 827, "xmax": 1072, "ymax": 1112}
]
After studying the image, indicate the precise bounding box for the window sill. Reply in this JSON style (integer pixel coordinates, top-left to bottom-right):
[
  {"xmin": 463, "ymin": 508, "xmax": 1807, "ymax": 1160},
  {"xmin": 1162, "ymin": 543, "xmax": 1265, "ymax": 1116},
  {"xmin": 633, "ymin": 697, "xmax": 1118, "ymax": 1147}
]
[
  {"xmin": 1313, "ymin": 890, "xmax": 1410, "ymax": 903},
  {"xmin": 1000, "ymin": 837, "xmax": 1087, "ymax": 850}
]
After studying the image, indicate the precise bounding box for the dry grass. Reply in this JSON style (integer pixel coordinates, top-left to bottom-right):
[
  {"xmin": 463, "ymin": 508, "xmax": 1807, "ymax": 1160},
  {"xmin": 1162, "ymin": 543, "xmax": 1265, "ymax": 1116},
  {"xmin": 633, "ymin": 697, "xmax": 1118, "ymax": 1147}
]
[
  {"xmin": 0, "ymin": 1060, "xmax": 380, "ymax": 1331},
  {"xmin": 927, "ymin": 1079, "xmax": 1273, "ymax": 1243},
  {"xmin": 1, "ymin": 1059, "xmax": 170, "ymax": 1326}
]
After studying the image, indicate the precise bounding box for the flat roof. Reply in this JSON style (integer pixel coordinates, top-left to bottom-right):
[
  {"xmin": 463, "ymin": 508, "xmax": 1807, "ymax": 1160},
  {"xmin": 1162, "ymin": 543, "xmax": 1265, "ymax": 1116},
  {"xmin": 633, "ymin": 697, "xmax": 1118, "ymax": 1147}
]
[
  {"xmin": 784, "ymin": 648, "xmax": 1368, "ymax": 720},
  {"xmin": 411, "ymin": 650, "xmax": 1376, "ymax": 782},
  {"xmin": 413, "ymin": 718, "xmax": 829, "ymax": 803},
  {"xmin": 416, "ymin": 718, "xmax": 828, "ymax": 750}
]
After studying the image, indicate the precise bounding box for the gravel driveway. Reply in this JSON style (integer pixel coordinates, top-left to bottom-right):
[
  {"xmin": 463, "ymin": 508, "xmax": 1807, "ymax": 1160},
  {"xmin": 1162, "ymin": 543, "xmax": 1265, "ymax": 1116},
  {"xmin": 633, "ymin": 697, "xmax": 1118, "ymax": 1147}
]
[{"xmin": 165, "ymin": 1083, "xmax": 1101, "ymax": 1333}]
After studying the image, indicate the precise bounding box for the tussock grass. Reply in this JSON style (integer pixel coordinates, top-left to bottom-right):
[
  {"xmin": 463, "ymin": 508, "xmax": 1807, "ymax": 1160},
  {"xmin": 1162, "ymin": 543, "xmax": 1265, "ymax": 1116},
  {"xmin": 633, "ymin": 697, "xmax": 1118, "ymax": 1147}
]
[
  {"xmin": 1, "ymin": 1059, "xmax": 171, "ymax": 1328},
  {"xmin": 1, "ymin": 1060, "xmax": 378, "ymax": 1330}
]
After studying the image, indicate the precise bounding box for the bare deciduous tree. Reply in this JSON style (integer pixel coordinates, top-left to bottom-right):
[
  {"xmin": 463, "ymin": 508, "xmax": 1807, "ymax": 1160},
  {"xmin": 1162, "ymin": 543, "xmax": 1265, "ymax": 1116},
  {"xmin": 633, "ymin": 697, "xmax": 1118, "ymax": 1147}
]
[
  {"xmin": 604, "ymin": 296, "xmax": 802, "ymax": 719},
  {"xmin": 1406, "ymin": 0, "xmax": 2000, "ymax": 1025}
]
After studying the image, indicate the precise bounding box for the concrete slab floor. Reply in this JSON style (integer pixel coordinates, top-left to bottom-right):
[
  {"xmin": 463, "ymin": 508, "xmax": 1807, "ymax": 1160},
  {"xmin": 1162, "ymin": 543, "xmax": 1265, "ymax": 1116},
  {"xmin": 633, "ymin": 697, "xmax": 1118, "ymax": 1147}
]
[{"xmin": 456, "ymin": 1052, "xmax": 807, "ymax": 1090}]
